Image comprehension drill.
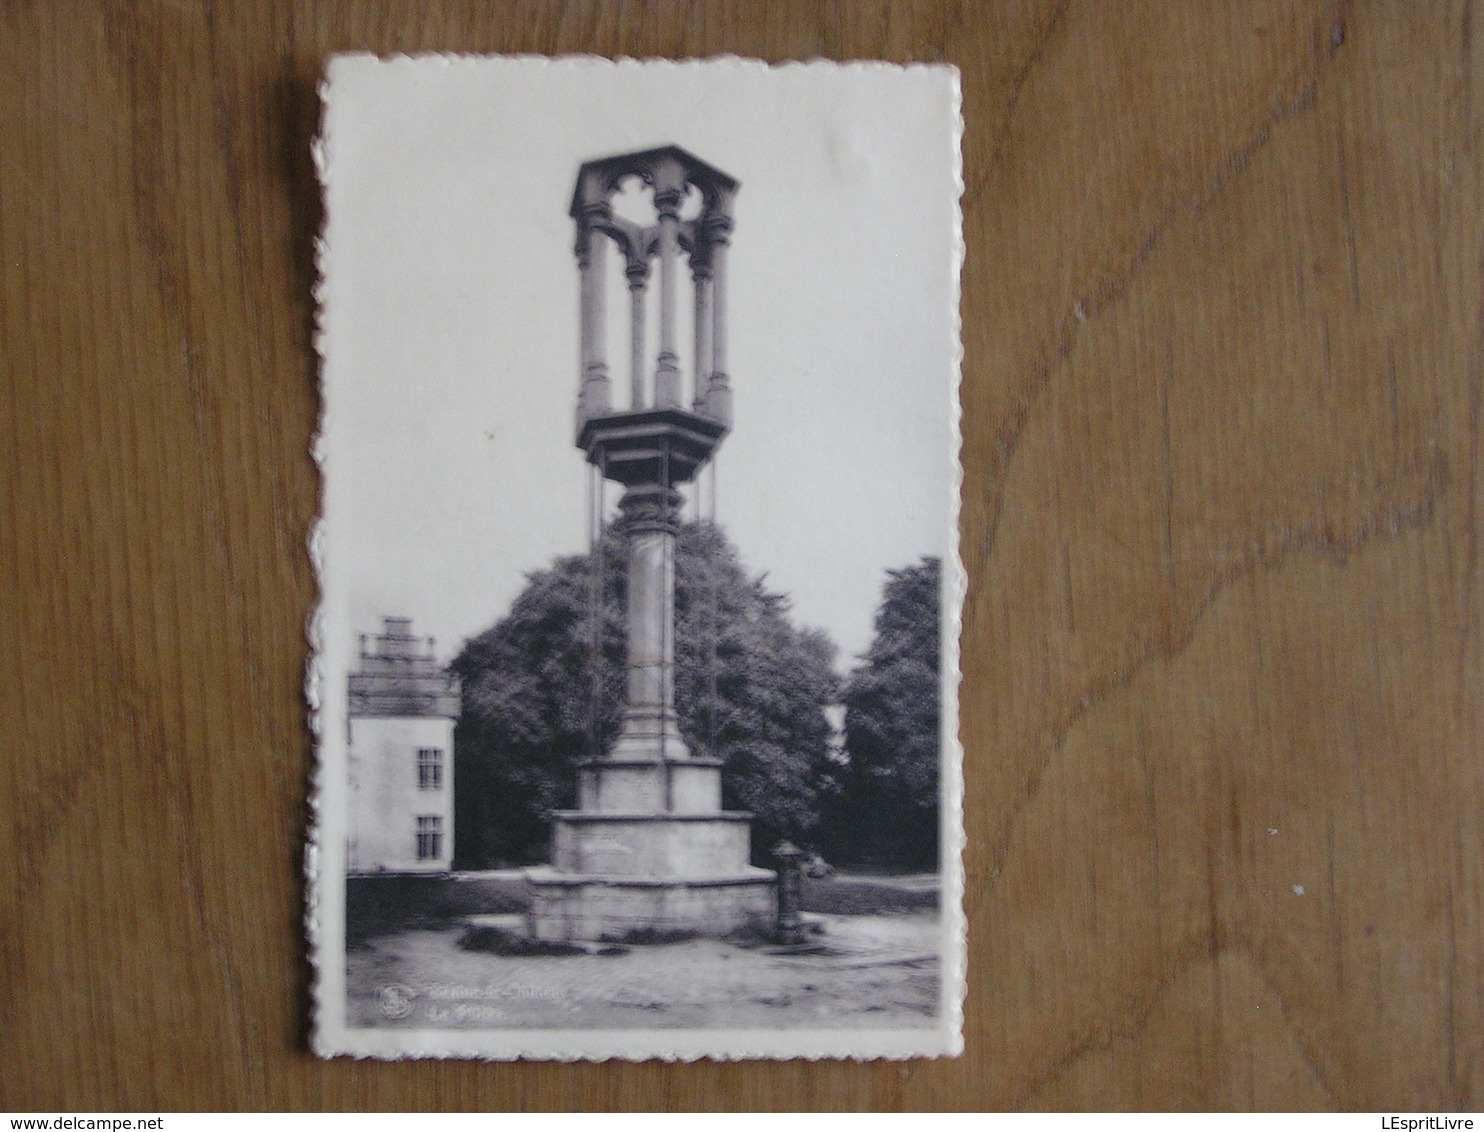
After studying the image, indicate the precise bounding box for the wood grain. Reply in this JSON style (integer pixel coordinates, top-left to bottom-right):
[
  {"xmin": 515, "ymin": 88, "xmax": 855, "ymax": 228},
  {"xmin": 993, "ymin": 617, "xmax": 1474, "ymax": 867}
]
[{"xmin": 1, "ymin": 0, "xmax": 1479, "ymax": 1111}]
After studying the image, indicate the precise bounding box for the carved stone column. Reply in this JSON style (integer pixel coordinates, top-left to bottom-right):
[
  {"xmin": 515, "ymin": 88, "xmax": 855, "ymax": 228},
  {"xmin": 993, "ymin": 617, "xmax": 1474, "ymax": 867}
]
[
  {"xmin": 626, "ymin": 256, "xmax": 649, "ymax": 410},
  {"xmin": 607, "ymin": 482, "xmax": 688, "ymax": 761},
  {"xmin": 704, "ymin": 213, "xmax": 733, "ymax": 427},
  {"xmin": 653, "ymin": 184, "xmax": 683, "ymax": 409},
  {"xmin": 576, "ymin": 207, "xmax": 611, "ymax": 422},
  {"xmin": 692, "ymin": 250, "xmax": 713, "ymax": 414}
]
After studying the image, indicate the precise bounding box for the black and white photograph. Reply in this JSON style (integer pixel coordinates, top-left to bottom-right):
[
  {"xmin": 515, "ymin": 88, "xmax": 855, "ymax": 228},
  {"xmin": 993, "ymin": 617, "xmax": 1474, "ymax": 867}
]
[{"xmin": 309, "ymin": 54, "xmax": 964, "ymax": 1061}]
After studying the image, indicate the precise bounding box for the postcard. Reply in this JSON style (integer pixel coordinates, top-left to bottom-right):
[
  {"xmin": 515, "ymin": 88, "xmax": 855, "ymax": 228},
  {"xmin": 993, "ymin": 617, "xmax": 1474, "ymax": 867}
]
[{"xmin": 309, "ymin": 53, "xmax": 963, "ymax": 1060}]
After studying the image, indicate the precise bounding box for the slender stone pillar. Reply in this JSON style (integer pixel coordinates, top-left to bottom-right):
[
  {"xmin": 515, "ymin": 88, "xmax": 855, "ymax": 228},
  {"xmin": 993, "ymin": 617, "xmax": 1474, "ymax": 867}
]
[
  {"xmin": 653, "ymin": 186, "xmax": 683, "ymax": 409},
  {"xmin": 627, "ymin": 258, "xmax": 649, "ymax": 410},
  {"xmin": 576, "ymin": 212, "xmax": 611, "ymax": 422},
  {"xmin": 692, "ymin": 258, "xmax": 713, "ymax": 414},
  {"xmin": 704, "ymin": 214, "xmax": 733, "ymax": 427}
]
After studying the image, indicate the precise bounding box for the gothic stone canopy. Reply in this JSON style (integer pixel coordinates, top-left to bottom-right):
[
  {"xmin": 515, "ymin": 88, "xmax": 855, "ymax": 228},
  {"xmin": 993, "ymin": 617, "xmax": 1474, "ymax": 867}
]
[{"xmin": 570, "ymin": 144, "xmax": 739, "ymax": 447}]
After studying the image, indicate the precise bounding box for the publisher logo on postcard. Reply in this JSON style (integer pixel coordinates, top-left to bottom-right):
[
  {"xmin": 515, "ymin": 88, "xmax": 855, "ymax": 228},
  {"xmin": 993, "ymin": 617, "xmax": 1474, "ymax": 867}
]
[{"xmin": 375, "ymin": 984, "xmax": 417, "ymax": 1021}]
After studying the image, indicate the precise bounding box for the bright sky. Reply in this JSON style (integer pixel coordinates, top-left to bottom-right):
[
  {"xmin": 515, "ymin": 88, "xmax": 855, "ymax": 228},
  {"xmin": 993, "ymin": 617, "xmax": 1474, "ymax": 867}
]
[{"xmin": 316, "ymin": 56, "xmax": 960, "ymax": 683}]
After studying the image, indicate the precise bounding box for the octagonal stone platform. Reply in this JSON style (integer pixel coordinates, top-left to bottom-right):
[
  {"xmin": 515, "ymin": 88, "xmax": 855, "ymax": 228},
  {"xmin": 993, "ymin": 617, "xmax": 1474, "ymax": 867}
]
[
  {"xmin": 525, "ymin": 866, "xmax": 776, "ymax": 943},
  {"xmin": 524, "ymin": 755, "xmax": 776, "ymax": 943}
]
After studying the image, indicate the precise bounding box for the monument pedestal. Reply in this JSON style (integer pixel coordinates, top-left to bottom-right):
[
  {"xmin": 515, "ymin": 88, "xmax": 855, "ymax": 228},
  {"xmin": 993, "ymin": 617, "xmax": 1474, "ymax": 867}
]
[{"xmin": 525, "ymin": 755, "xmax": 775, "ymax": 942}]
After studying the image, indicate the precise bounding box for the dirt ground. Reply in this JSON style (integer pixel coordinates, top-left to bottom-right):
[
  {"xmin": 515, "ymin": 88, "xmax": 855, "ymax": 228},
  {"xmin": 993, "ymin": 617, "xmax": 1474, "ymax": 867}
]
[{"xmin": 345, "ymin": 874, "xmax": 943, "ymax": 1031}]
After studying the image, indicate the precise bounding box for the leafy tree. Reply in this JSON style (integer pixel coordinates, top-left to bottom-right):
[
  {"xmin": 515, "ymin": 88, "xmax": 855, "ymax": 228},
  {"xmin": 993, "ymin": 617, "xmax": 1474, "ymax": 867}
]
[
  {"xmin": 822, "ymin": 556, "xmax": 942, "ymax": 868},
  {"xmin": 450, "ymin": 549, "xmax": 609, "ymax": 866},
  {"xmin": 451, "ymin": 519, "xmax": 838, "ymax": 867}
]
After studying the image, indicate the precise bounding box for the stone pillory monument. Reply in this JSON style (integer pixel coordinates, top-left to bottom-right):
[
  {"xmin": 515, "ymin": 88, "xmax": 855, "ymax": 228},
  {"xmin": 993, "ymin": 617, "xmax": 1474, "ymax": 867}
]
[{"xmin": 523, "ymin": 145, "xmax": 777, "ymax": 942}]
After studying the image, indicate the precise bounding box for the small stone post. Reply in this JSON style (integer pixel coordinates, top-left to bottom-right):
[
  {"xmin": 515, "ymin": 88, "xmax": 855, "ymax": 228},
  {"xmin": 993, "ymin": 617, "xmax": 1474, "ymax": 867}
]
[{"xmin": 773, "ymin": 840, "xmax": 806, "ymax": 945}]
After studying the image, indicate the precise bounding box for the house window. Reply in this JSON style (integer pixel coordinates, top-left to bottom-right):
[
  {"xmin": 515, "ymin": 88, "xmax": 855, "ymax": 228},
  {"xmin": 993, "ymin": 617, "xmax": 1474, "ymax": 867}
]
[
  {"xmin": 416, "ymin": 747, "xmax": 443, "ymax": 789},
  {"xmin": 416, "ymin": 815, "xmax": 443, "ymax": 861}
]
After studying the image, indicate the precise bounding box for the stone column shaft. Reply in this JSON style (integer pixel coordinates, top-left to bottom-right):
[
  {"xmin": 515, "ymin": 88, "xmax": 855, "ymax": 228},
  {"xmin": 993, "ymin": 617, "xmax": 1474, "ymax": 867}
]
[
  {"xmin": 705, "ymin": 230, "xmax": 732, "ymax": 426},
  {"xmin": 627, "ymin": 263, "xmax": 648, "ymax": 410},
  {"xmin": 710, "ymin": 238, "xmax": 728, "ymax": 380},
  {"xmin": 577, "ymin": 224, "xmax": 610, "ymax": 417},
  {"xmin": 610, "ymin": 485, "xmax": 687, "ymax": 760},
  {"xmin": 692, "ymin": 267, "xmax": 713, "ymax": 412},
  {"xmin": 654, "ymin": 191, "xmax": 683, "ymax": 408},
  {"xmin": 625, "ymin": 526, "xmax": 671, "ymax": 711}
]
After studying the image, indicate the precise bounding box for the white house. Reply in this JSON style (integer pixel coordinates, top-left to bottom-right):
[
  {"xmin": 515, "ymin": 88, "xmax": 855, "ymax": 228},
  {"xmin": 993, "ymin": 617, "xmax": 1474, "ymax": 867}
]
[{"xmin": 346, "ymin": 616, "xmax": 460, "ymax": 873}]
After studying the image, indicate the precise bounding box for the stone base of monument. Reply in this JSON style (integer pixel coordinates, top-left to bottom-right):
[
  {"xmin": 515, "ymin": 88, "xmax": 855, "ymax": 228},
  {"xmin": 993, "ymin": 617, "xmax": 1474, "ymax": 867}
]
[
  {"xmin": 520, "ymin": 755, "xmax": 778, "ymax": 943},
  {"xmin": 525, "ymin": 865, "xmax": 776, "ymax": 943}
]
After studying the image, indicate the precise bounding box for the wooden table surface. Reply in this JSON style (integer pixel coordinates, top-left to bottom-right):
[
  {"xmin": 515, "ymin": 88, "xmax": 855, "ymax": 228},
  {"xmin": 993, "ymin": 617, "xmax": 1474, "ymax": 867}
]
[{"xmin": 2, "ymin": 0, "xmax": 1479, "ymax": 1112}]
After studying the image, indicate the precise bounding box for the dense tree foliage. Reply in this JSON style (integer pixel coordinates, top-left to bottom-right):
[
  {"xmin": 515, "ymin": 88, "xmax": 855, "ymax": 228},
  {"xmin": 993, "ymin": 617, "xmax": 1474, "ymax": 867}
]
[
  {"xmin": 451, "ymin": 520, "xmax": 838, "ymax": 867},
  {"xmin": 821, "ymin": 556, "xmax": 942, "ymax": 867}
]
